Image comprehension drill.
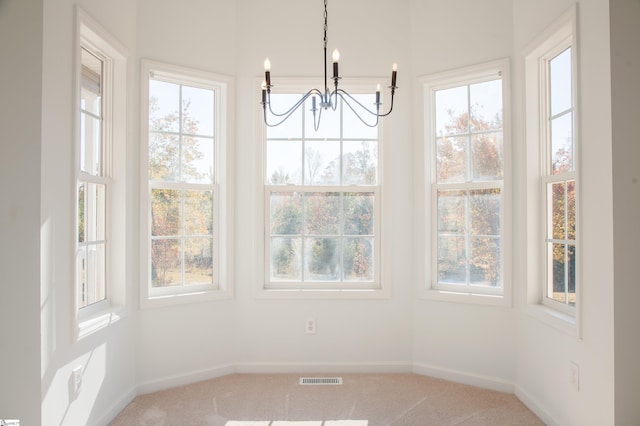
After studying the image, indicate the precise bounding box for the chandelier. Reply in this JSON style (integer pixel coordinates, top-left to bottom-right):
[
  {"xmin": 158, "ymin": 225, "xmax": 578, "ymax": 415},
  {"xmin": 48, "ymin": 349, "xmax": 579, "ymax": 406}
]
[{"xmin": 260, "ymin": 0, "xmax": 398, "ymax": 131}]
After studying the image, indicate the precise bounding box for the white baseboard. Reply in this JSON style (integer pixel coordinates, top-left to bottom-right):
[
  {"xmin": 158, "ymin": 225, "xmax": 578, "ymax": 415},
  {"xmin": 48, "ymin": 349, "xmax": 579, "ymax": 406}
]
[
  {"xmin": 412, "ymin": 362, "xmax": 514, "ymax": 393},
  {"xmin": 136, "ymin": 363, "xmax": 236, "ymax": 395},
  {"xmin": 515, "ymin": 384, "xmax": 561, "ymax": 426},
  {"xmin": 234, "ymin": 361, "xmax": 413, "ymax": 374},
  {"xmin": 95, "ymin": 386, "xmax": 136, "ymax": 426}
]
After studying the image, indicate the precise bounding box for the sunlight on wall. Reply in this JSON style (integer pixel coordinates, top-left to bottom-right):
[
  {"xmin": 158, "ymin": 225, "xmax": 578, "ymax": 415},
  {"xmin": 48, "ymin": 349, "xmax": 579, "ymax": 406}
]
[{"xmin": 41, "ymin": 344, "xmax": 106, "ymax": 425}]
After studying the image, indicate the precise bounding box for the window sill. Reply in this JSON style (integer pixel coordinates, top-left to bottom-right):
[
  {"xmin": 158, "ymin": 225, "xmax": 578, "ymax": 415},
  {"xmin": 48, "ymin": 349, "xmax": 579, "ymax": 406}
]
[
  {"xmin": 258, "ymin": 287, "xmax": 391, "ymax": 300},
  {"xmin": 76, "ymin": 305, "xmax": 127, "ymax": 341},
  {"xmin": 141, "ymin": 288, "xmax": 233, "ymax": 309},
  {"xmin": 419, "ymin": 288, "xmax": 510, "ymax": 307},
  {"xmin": 525, "ymin": 303, "xmax": 578, "ymax": 337}
]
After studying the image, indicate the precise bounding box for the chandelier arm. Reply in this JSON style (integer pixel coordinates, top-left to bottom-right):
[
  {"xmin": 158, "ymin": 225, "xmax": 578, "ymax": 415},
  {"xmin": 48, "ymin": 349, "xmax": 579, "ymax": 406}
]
[
  {"xmin": 336, "ymin": 88, "xmax": 396, "ymax": 117},
  {"xmin": 265, "ymin": 89, "xmax": 321, "ymax": 118},
  {"xmin": 336, "ymin": 92, "xmax": 380, "ymax": 128}
]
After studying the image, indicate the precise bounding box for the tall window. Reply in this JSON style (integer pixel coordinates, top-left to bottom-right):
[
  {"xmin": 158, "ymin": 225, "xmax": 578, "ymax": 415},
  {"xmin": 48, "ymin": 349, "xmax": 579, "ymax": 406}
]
[
  {"xmin": 422, "ymin": 59, "xmax": 510, "ymax": 302},
  {"xmin": 525, "ymin": 7, "xmax": 578, "ymax": 319},
  {"xmin": 75, "ymin": 9, "xmax": 127, "ymax": 330},
  {"xmin": 544, "ymin": 47, "xmax": 576, "ymax": 310},
  {"xmin": 77, "ymin": 46, "xmax": 107, "ymax": 308},
  {"xmin": 263, "ymin": 89, "xmax": 381, "ymax": 291},
  {"xmin": 141, "ymin": 60, "xmax": 232, "ymax": 306}
]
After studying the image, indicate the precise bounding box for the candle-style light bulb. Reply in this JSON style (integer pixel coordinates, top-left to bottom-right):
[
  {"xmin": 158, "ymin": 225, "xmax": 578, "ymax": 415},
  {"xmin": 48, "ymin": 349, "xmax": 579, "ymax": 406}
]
[
  {"xmin": 332, "ymin": 48, "xmax": 340, "ymax": 78},
  {"xmin": 391, "ymin": 63, "xmax": 398, "ymax": 87},
  {"xmin": 264, "ymin": 58, "xmax": 271, "ymax": 87},
  {"xmin": 375, "ymin": 83, "xmax": 381, "ymax": 105}
]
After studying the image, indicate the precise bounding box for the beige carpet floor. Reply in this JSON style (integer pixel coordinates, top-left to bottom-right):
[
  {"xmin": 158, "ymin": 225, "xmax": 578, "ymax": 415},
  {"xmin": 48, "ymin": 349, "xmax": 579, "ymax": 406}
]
[{"xmin": 110, "ymin": 373, "xmax": 544, "ymax": 426}]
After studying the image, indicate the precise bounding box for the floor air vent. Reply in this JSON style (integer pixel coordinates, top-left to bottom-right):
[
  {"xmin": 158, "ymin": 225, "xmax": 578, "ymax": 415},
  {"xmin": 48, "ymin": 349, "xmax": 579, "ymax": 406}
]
[{"xmin": 299, "ymin": 377, "xmax": 343, "ymax": 385}]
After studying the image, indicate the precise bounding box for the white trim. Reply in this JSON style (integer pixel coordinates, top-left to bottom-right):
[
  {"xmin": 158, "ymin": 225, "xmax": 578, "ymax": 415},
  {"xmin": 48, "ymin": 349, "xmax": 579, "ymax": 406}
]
[
  {"xmin": 412, "ymin": 362, "xmax": 514, "ymax": 393},
  {"xmin": 136, "ymin": 364, "xmax": 236, "ymax": 395},
  {"xmin": 73, "ymin": 7, "xmax": 129, "ymax": 340},
  {"xmin": 418, "ymin": 58, "xmax": 512, "ymax": 307},
  {"xmin": 523, "ymin": 4, "xmax": 581, "ymax": 336},
  {"xmin": 139, "ymin": 59, "xmax": 235, "ymax": 309},
  {"xmin": 94, "ymin": 386, "xmax": 137, "ymax": 426},
  {"xmin": 515, "ymin": 384, "xmax": 562, "ymax": 426},
  {"xmin": 235, "ymin": 362, "xmax": 412, "ymax": 374}
]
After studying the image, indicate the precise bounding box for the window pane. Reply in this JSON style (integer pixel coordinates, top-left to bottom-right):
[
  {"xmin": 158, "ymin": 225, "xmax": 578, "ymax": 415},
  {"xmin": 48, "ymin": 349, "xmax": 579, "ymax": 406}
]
[
  {"xmin": 344, "ymin": 237, "xmax": 374, "ymax": 281},
  {"xmin": 271, "ymin": 237, "xmax": 302, "ymax": 280},
  {"xmin": 80, "ymin": 113, "xmax": 101, "ymax": 175},
  {"xmin": 266, "ymin": 140, "xmax": 302, "ymax": 185},
  {"xmin": 151, "ymin": 238, "xmax": 181, "ymax": 287},
  {"xmin": 435, "ymin": 86, "xmax": 468, "ymax": 136},
  {"xmin": 184, "ymin": 190, "xmax": 213, "ymax": 236},
  {"xmin": 550, "ymin": 182, "xmax": 566, "ymax": 240},
  {"xmin": 471, "ymin": 132, "xmax": 503, "ymax": 181},
  {"xmin": 151, "ymin": 189, "xmax": 180, "ymax": 236},
  {"xmin": 184, "ymin": 238, "xmax": 213, "ymax": 285},
  {"xmin": 304, "ymin": 140, "xmax": 340, "ymax": 185},
  {"xmin": 344, "ymin": 193, "xmax": 374, "ymax": 236},
  {"xmin": 438, "ymin": 190, "xmax": 465, "ymax": 234},
  {"xmin": 81, "ymin": 48, "xmax": 102, "ymax": 116},
  {"xmin": 266, "ymin": 94, "xmax": 303, "ymax": 139},
  {"xmin": 438, "ymin": 236, "xmax": 467, "ymax": 284},
  {"xmin": 568, "ymin": 244, "xmax": 576, "ymax": 306},
  {"xmin": 149, "ymin": 132, "xmax": 180, "ymax": 181},
  {"xmin": 83, "ymin": 243, "xmax": 106, "ymax": 306},
  {"xmin": 304, "ymin": 96, "xmax": 340, "ymax": 139},
  {"xmin": 550, "ymin": 242, "xmax": 566, "ymax": 302},
  {"xmin": 305, "ymin": 192, "xmax": 340, "ymax": 235},
  {"xmin": 470, "ymin": 189, "xmax": 500, "ymax": 236},
  {"xmin": 550, "ymin": 47, "xmax": 572, "ymax": 116},
  {"xmin": 182, "ymin": 86, "xmax": 214, "ymax": 136},
  {"xmin": 567, "ymin": 180, "xmax": 576, "ymax": 240},
  {"xmin": 77, "ymin": 183, "xmax": 85, "ymax": 243},
  {"xmin": 149, "ymin": 79, "xmax": 180, "ymax": 132},
  {"xmin": 551, "ymin": 112, "xmax": 573, "ymax": 173},
  {"xmin": 343, "ymin": 141, "xmax": 378, "ymax": 185},
  {"xmin": 270, "ymin": 192, "xmax": 303, "ymax": 235},
  {"xmin": 470, "ymin": 237, "xmax": 500, "ymax": 286},
  {"xmin": 342, "ymin": 94, "xmax": 378, "ymax": 139},
  {"xmin": 87, "ymin": 183, "xmax": 106, "ymax": 242},
  {"xmin": 305, "ymin": 237, "xmax": 340, "ymax": 281},
  {"xmin": 182, "ymin": 136, "xmax": 215, "ymax": 184},
  {"xmin": 470, "ymin": 79, "xmax": 502, "ymax": 132},
  {"xmin": 436, "ymin": 136, "xmax": 467, "ymax": 183}
]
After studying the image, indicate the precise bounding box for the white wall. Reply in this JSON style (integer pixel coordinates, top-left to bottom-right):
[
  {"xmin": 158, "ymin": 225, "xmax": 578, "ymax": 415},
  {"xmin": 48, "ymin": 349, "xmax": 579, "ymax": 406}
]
[
  {"xmin": 0, "ymin": 1, "xmax": 44, "ymax": 424},
  {"xmin": 610, "ymin": 0, "xmax": 640, "ymax": 423},
  {"xmin": 409, "ymin": 0, "xmax": 519, "ymax": 389},
  {"xmin": 39, "ymin": 1, "xmax": 139, "ymax": 424},
  {"xmin": 512, "ymin": 1, "xmax": 615, "ymax": 425}
]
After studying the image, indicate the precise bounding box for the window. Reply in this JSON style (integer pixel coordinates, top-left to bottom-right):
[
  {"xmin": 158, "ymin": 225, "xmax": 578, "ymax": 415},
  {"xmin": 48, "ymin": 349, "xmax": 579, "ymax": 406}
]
[
  {"xmin": 525, "ymin": 6, "xmax": 578, "ymax": 323},
  {"xmin": 75, "ymin": 9, "xmax": 127, "ymax": 334},
  {"xmin": 262, "ymin": 83, "xmax": 384, "ymax": 295},
  {"xmin": 421, "ymin": 59, "xmax": 510, "ymax": 304},
  {"xmin": 140, "ymin": 60, "xmax": 233, "ymax": 307}
]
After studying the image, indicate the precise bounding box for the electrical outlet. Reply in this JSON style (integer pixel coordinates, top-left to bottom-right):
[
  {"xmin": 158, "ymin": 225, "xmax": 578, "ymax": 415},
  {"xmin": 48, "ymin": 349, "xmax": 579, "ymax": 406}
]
[
  {"xmin": 72, "ymin": 366, "xmax": 83, "ymax": 394},
  {"xmin": 305, "ymin": 319, "xmax": 316, "ymax": 334},
  {"xmin": 570, "ymin": 362, "xmax": 580, "ymax": 392}
]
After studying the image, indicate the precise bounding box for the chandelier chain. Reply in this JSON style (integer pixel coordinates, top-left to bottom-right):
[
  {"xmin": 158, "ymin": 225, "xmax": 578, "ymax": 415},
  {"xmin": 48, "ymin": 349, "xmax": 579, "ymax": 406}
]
[{"xmin": 323, "ymin": 0, "xmax": 328, "ymax": 50}]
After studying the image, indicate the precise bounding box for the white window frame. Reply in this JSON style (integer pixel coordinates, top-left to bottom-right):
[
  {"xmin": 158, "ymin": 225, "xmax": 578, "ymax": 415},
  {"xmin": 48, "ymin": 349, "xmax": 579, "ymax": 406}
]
[
  {"xmin": 257, "ymin": 78, "xmax": 390, "ymax": 299},
  {"xmin": 524, "ymin": 5, "xmax": 580, "ymax": 334},
  {"xmin": 140, "ymin": 59, "xmax": 234, "ymax": 308},
  {"xmin": 419, "ymin": 59, "xmax": 512, "ymax": 306},
  {"xmin": 74, "ymin": 8, "xmax": 128, "ymax": 339}
]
